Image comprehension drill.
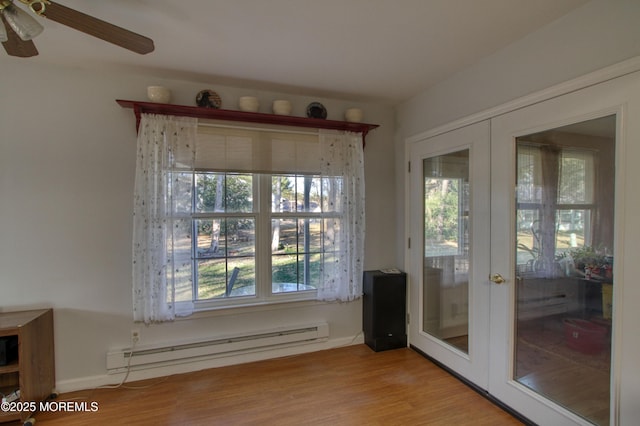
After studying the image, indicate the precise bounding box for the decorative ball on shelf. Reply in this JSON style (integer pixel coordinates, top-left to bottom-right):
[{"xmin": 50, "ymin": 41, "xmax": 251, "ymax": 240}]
[
  {"xmin": 196, "ymin": 89, "xmax": 222, "ymax": 108},
  {"xmin": 147, "ymin": 86, "xmax": 171, "ymax": 104},
  {"xmin": 306, "ymin": 102, "xmax": 327, "ymax": 119}
]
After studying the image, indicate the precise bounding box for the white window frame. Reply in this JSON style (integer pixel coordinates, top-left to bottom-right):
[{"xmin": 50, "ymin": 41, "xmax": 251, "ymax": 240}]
[{"xmin": 192, "ymin": 172, "xmax": 342, "ymax": 311}]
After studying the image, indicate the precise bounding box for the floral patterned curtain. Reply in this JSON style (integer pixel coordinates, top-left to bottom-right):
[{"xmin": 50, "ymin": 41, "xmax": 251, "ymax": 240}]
[
  {"xmin": 132, "ymin": 114, "xmax": 197, "ymax": 323},
  {"xmin": 317, "ymin": 130, "xmax": 365, "ymax": 301}
]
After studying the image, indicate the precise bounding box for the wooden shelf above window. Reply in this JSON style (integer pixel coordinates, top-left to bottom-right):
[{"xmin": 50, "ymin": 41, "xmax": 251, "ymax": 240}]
[{"xmin": 116, "ymin": 100, "xmax": 379, "ymax": 141}]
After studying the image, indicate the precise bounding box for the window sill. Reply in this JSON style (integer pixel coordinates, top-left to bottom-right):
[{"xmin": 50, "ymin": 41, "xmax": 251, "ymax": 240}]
[{"xmin": 179, "ymin": 296, "xmax": 332, "ymax": 320}]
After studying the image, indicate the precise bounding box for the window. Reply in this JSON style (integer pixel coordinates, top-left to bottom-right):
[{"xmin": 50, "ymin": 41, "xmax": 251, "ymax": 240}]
[
  {"xmin": 193, "ymin": 172, "xmax": 256, "ymax": 300},
  {"xmin": 185, "ymin": 171, "xmax": 343, "ymax": 307},
  {"xmin": 270, "ymin": 174, "xmax": 341, "ymax": 294},
  {"xmin": 132, "ymin": 114, "xmax": 365, "ymax": 322},
  {"xmin": 516, "ymin": 143, "xmax": 597, "ymax": 274},
  {"xmin": 423, "ymin": 150, "xmax": 469, "ymax": 258}
]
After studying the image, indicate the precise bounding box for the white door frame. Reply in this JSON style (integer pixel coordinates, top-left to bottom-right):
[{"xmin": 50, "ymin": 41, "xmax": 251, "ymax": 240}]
[{"xmin": 404, "ymin": 58, "xmax": 640, "ymax": 425}]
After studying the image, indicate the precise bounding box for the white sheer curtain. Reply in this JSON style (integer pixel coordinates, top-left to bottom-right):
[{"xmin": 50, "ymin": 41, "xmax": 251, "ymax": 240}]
[
  {"xmin": 132, "ymin": 114, "xmax": 198, "ymax": 323},
  {"xmin": 317, "ymin": 130, "xmax": 366, "ymax": 301}
]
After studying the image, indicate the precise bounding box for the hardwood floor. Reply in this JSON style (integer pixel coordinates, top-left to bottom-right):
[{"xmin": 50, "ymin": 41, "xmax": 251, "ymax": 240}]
[
  {"xmin": 515, "ymin": 315, "xmax": 611, "ymax": 425},
  {"xmin": 30, "ymin": 345, "xmax": 523, "ymax": 425}
]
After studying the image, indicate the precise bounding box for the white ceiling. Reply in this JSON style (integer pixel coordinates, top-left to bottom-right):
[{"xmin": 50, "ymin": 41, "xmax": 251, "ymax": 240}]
[{"xmin": 3, "ymin": 0, "xmax": 589, "ymax": 104}]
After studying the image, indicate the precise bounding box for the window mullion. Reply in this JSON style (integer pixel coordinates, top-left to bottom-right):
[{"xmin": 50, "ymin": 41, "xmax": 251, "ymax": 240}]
[
  {"xmin": 191, "ymin": 172, "xmax": 199, "ymax": 301},
  {"xmin": 258, "ymin": 174, "xmax": 272, "ymax": 298}
]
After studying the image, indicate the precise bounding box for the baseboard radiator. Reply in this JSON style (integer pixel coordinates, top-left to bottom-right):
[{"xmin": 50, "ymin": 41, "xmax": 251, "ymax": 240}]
[{"xmin": 106, "ymin": 322, "xmax": 329, "ymax": 373}]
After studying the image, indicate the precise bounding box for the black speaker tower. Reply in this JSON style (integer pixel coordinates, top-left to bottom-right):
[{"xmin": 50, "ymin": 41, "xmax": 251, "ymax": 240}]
[{"xmin": 363, "ymin": 270, "xmax": 407, "ymax": 352}]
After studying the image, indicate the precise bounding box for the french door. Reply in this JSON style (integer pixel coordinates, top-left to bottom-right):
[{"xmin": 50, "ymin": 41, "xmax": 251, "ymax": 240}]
[
  {"xmin": 408, "ymin": 121, "xmax": 491, "ymax": 388},
  {"xmin": 408, "ymin": 70, "xmax": 640, "ymax": 425}
]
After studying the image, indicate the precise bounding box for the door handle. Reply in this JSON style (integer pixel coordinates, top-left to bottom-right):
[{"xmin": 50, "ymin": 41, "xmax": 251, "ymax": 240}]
[{"xmin": 489, "ymin": 273, "xmax": 506, "ymax": 284}]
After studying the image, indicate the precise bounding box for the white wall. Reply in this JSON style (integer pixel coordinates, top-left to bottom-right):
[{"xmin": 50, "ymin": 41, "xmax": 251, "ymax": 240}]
[
  {"xmin": 396, "ymin": 0, "xmax": 640, "ymax": 137},
  {"xmin": 0, "ymin": 59, "xmax": 396, "ymax": 391}
]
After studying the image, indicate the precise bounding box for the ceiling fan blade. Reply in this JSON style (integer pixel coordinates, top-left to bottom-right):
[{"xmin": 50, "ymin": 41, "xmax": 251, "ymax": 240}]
[
  {"xmin": 1, "ymin": 14, "xmax": 38, "ymax": 57},
  {"xmin": 40, "ymin": 1, "xmax": 154, "ymax": 54}
]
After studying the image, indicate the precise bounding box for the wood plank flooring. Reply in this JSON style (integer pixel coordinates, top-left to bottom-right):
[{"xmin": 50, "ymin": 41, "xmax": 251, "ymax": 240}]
[
  {"xmin": 31, "ymin": 345, "xmax": 523, "ymax": 426},
  {"xmin": 515, "ymin": 315, "xmax": 611, "ymax": 425}
]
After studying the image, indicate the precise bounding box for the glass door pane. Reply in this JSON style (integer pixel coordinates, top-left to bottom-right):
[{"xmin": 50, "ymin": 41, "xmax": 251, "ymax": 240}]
[
  {"xmin": 423, "ymin": 149, "xmax": 470, "ymax": 353},
  {"xmin": 514, "ymin": 115, "xmax": 615, "ymax": 425}
]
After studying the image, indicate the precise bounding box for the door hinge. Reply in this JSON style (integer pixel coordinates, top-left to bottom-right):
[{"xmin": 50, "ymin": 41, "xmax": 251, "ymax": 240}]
[
  {"xmin": 406, "ymin": 313, "xmax": 410, "ymax": 324},
  {"xmin": 408, "ymin": 161, "xmax": 411, "ymax": 173},
  {"xmin": 407, "ymin": 237, "xmax": 411, "ymax": 249}
]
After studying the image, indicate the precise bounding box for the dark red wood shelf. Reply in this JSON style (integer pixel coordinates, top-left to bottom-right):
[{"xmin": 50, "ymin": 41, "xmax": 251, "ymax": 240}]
[{"xmin": 117, "ymin": 100, "xmax": 379, "ymax": 142}]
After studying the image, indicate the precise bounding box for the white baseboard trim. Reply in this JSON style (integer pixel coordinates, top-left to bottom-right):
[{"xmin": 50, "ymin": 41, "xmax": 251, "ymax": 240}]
[{"xmin": 54, "ymin": 334, "xmax": 365, "ymax": 393}]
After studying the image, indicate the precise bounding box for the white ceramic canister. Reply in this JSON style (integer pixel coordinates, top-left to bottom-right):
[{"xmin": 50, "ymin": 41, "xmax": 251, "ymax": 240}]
[
  {"xmin": 344, "ymin": 108, "xmax": 363, "ymax": 122},
  {"xmin": 239, "ymin": 96, "xmax": 259, "ymax": 112},
  {"xmin": 147, "ymin": 86, "xmax": 171, "ymax": 104},
  {"xmin": 272, "ymin": 100, "xmax": 292, "ymax": 115}
]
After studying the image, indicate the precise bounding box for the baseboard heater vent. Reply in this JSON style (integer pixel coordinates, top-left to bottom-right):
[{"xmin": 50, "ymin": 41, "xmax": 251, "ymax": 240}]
[{"xmin": 106, "ymin": 323, "xmax": 329, "ymax": 373}]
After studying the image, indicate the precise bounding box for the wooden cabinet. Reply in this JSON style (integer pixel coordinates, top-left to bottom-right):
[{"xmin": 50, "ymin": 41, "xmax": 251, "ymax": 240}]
[{"xmin": 0, "ymin": 309, "xmax": 55, "ymax": 424}]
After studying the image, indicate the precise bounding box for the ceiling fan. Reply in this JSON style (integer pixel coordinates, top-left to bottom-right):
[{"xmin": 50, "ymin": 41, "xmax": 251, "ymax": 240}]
[{"xmin": 0, "ymin": 0, "xmax": 154, "ymax": 57}]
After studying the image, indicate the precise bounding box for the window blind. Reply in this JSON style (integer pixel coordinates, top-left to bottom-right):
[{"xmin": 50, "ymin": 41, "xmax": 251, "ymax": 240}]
[{"xmin": 185, "ymin": 125, "xmax": 321, "ymax": 174}]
